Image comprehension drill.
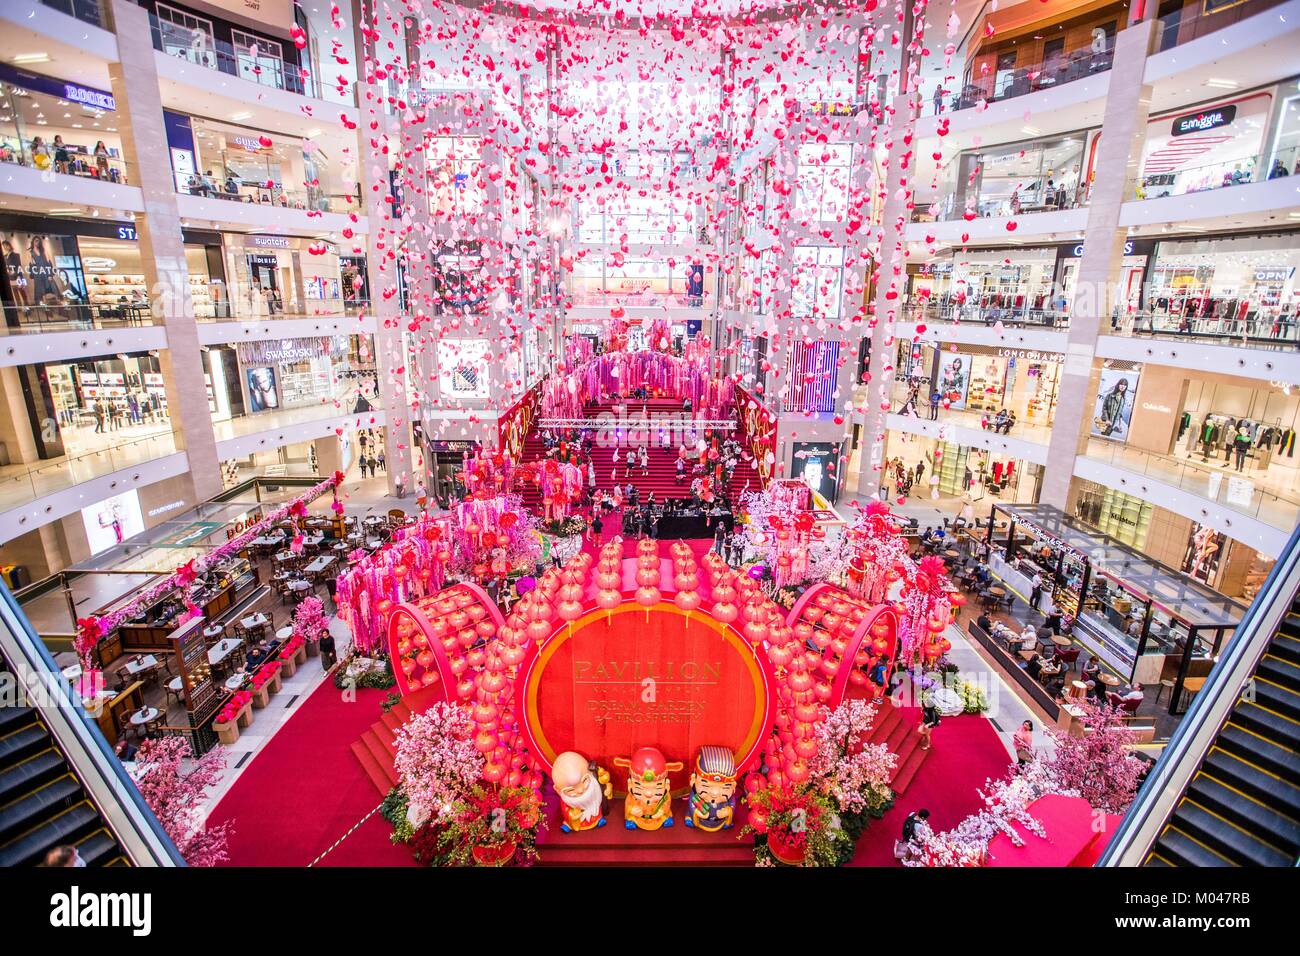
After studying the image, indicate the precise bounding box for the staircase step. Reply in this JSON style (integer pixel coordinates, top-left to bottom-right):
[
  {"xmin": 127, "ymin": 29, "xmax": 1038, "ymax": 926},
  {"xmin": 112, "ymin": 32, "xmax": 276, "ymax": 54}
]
[
  {"xmin": 1218, "ymin": 724, "xmax": 1300, "ymax": 782},
  {"xmin": 349, "ymin": 740, "xmax": 396, "ymax": 796},
  {"xmin": 0, "ymin": 705, "xmax": 36, "ymax": 736},
  {"xmin": 1151, "ymin": 826, "xmax": 1236, "ymax": 867},
  {"xmin": 359, "ymin": 731, "xmax": 398, "ymax": 784},
  {"xmin": 1255, "ymin": 679, "xmax": 1300, "ymax": 722},
  {"xmin": 75, "ymin": 829, "xmax": 125, "ymax": 867},
  {"xmin": 1203, "ymin": 749, "xmax": 1300, "ymax": 818},
  {"xmin": 890, "ymin": 743, "xmax": 930, "ymax": 796},
  {"xmin": 1171, "ymin": 801, "xmax": 1293, "ymax": 867},
  {"xmin": 1186, "ymin": 775, "xmax": 1300, "ymax": 857}
]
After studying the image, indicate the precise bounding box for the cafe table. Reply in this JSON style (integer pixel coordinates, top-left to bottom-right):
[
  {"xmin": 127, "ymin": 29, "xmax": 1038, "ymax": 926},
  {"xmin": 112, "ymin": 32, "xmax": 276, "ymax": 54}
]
[
  {"xmin": 1098, "ymin": 673, "xmax": 1121, "ymax": 688},
  {"xmin": 241, "ymin": 613, "xmax": 269, "ymax": 631},
  {"xmin": 287, "ymin": 579, "xmax": 312, "ymax": 594},
  {"xmin": 1050, "ymin": 635, "xmax": 1072, "ymax": 648},
  {"xmin": 276, "ymin": 625, "xmax": 294, "ymax": 641},
  {"xmin": 61, "ymin": 663, "xmax": 83, "ymax": 683},
  {"xmin": 302, "ymin": 534, "xmax": 325, "ymax": 548},
  {"xmin": 208, "ymin": 638, "xmax": 243, "ymax": 665},
  {"xmin": 130, "ymin": 706, "xmax": 162, "ymax": 731},
  {"xmin": 124, "ymin": 654, "xmax": 160, "ymax": 676},
  {"xmin": 304, "ymin": 555, "xmax": 336, "ymax": 575},
  {"xmin": 203, "ymin": 623, "xmax": 225, "ymax": 640},
  {"xmin": 225, "ymin": 675, "xmax": 250, "ymax": 693}
]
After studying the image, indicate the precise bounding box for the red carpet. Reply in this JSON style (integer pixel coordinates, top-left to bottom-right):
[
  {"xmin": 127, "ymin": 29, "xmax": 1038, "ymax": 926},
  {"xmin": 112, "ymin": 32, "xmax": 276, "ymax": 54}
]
[
  {"xmin": 850, "ymin": 709, "xmax": 1013, "ymax": 866},
  {"xmin": 210, "ymin": 680, "xmax": 416, "ymax": 867}
]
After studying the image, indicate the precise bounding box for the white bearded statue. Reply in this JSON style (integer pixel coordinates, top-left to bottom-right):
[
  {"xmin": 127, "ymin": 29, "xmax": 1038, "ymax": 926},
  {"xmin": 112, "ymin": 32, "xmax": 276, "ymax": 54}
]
[{"xmin": 551, "ymin": 751, "xmax": 613, "ymax": 833}]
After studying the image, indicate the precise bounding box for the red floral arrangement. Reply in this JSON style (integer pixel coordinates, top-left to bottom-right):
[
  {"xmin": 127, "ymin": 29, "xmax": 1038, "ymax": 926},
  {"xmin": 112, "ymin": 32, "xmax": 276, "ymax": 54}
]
[
  {"xmin": 216, "ymin": 691, "xmax": 252, "ymax": 724},
  {"xmin": 250, "ymin": 660, "xmax": 282, "ymax": 690},
  {"xmin": 742, "ymin": 783, "xmax": 841, "ymax": 866},
  {"xmin": 278, "ymin": 635, "xmax": 305, "ymax": 660}
]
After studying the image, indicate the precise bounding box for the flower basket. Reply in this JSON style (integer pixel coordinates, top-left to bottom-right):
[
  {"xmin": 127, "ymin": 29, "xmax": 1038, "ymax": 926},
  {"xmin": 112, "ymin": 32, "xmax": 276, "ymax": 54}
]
[
  {"xmin": 268, "ymin": 670, "xmax": 282, "ymax": 694},
  {"xmin": 304, "ymin": 639, "xmax": 319, "ymax": 658},
  {"xmin": 213, "ymin": 718, "xmax": 240, "ymax": 745},
  {"xmin": 252, "ymin": 684, "xmax": 272, "ymax": 708},
  {"xmin": 294, "ymin": 644, "xmax": 308, "ymax": 665},
  {"xmin": 470, "ymin": 839, "xmax": 517, "ymax": 867},
  {"xmin": 767, "ymin": 828, "xmax": 807, "ymax": 866},
  {"xmin": 279, "ymin": 654, "xmax": 297, "ymax": 678}
]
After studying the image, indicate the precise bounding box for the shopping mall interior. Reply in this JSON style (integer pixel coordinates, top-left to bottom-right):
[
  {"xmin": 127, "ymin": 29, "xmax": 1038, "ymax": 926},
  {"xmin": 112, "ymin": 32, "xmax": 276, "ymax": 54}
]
[{"xmin": 0, "ymin": 0, "xmax": 1297, "ymax": 883}]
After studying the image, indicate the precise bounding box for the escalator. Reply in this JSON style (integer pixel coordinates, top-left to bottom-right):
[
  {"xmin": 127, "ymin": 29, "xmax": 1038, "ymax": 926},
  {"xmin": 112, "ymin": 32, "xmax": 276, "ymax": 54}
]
[
  {"xmin": 0, "ymin": 586, "xmax": 182, "ymax": 867},
  {"xmin": 0, "ymin": 653, "xmax": 129, "ymax": 866},
  {"xmin": 1102, "ymin": 526, "xmax": 1300, "ymax": 867}
]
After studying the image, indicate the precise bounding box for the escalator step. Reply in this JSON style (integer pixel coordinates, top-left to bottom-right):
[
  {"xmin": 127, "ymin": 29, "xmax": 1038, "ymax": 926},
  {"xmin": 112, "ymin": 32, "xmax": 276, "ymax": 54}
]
[
  {"xmin": 1173, "ymin": 802, "xmax": 1293, "ymax": 867},
  {"xmin": 1203, "ymin": 750, "xmax": 1300, "ymax": 818},
  {"xmin": 1258, "ymin": 655, "xmax": 1300, "ymax": 694},
  {"xmin": 0, "ymin": 775, "xmax": 81, "ymax": 843},
  {"xmin": 1219, "ymin": 725, "xmax": 1300, "ymax": 783},
  {"xmin": 0, "ymin": 802, "xmax": 100, "ymax": 868},
  {"xmin": 1188, "ymin": 775, "xmax": 1300, "ymax": 856},
  {"xmin": 0, "ymin": 751, "xmax": 64, "ymax": 805},
  {"xmin": 1255, "ymin": 679, "xmax": 1300, "ymax": 722},
  {"xmin": 1144, "ymin": 854, "xmax": 1173, "ymax": 867},
  {"xmin": 1152, "ymin": 826, "xmax": 1236, "ymax": 867},
  {"xmin": 0, "ymin": 725, "xmax": 49, "ymax": 768},
  {"xmin": 1231, "ymin": 703, "xmax": 1300, "ymax": 750},
  {"xmin": 0, "ymin": 706, "xmax": 36, "ymax": 736},
  {"xmin": 75, "ymin": 830, "xmax": 124, "ymax": 867},
  {"xmin": 1273, "ymin": 633, "xmax": 1300, "ymax": 667}
]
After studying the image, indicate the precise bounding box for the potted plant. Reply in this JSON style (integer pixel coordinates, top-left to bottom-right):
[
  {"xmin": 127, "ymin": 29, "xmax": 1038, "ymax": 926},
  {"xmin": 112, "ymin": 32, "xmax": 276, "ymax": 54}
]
[
  {"xmin": 438, "ymin": 785, "xmax": 544, "ymax": 867},
  {"xmin": 293, "ymin": 596, "xmax": 328, "ymax": 657},
  {"xmin": 212, "ymin": 691, "xmax": 253, "ymax": 745},
  {"xmin": 742, "ymin": 783, "xmax": 845, "ymax": 867}
]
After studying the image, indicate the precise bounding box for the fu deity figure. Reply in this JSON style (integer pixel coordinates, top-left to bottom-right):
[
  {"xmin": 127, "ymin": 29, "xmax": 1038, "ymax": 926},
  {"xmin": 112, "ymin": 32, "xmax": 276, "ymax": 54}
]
[{"xmin": 613, "ymin": 747, "xmax": 683, "ymax": 831}]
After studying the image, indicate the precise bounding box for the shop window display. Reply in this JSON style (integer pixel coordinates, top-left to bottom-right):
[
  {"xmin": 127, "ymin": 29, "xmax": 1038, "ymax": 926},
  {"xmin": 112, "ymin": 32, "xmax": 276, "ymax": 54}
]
[
  {"xmin": 917, "ymin": 247, "xmax": 1060, "ymax": 326},
  {"xmin": 0, "ymin": 70, "xmax": 128, "ymax": 185},
  {"xmin": 1137, "ymin": 233, "xmax": 1300, "ymax": 343},
  {"xmin": 931, "ymin": 134, "xmax": 1087, "ymax": 221}
]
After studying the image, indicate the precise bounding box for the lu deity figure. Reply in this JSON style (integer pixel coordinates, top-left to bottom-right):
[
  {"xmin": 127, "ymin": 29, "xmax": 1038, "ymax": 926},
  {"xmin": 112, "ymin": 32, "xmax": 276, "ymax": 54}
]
[
  {"xmin": 614, "ymin": 747, "xmax": 684, "ymax": 831},
  {"xmin": 684, "ymin": 746, "xmax": 738, "ymax": 831},
  {"xmin": 551, "ymin": 751, "xmax": 613, "ymax": 833}
]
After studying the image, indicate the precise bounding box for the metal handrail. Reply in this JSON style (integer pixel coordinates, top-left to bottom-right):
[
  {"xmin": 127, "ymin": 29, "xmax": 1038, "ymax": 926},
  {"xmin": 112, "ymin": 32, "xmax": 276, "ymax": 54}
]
[
  {"xmin": 0, "ymin": 583, "xmax": 184, "ymax": 866},
  {"xmin": 1098, "ymin": 521, "xmax": 1300, "ymax": 865}
]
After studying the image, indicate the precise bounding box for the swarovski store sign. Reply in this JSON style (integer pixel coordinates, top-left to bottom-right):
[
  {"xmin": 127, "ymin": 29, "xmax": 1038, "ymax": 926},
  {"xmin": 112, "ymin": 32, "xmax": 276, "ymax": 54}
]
[{"xmin": 236, "ymin": 337, "xmax": 332, "ymax": 365}]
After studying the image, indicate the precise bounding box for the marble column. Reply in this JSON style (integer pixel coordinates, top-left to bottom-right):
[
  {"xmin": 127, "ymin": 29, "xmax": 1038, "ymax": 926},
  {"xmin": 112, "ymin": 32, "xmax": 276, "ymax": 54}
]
[
  {"xmin": 107, "ymin": 0, "xmax": 222, "ymax": 504},
  {"xmin": 1040, "ymin": 20, "xmax": 1155, "ymax": 509}
]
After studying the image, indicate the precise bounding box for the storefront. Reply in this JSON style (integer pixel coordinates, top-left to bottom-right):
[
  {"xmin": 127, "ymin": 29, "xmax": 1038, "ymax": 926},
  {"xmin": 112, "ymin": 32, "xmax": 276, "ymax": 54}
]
[
  {"xmin": 932, "ymin": 132, "xmax": 1091, "ymax": 221},
  {"xmin": 0, "ymin": 63, "xmax": 126, "ymax": 183},
  {"xmin": 879, "ymin": 432, "xmax": 1043, "ymax": 509},
  {"xmin": 915, "ymin": 247, "xmax": 1061, "ymax": 325},
  {"xmin": 0, "ymin": 215, "xmax": 230, "ymax": 326},
  {"xmin": 1055, "ymin": 237, "xmax": 1153, "ymax": 324},
  {"xmin": 1138, "ymin": 231, "xmax": 1299, "ymax": 341},
  {"xmin": 13, "ymin": 351, "xmax": 170, "ymax": 460},
  {"xmin": 222, "ymin": 234, "xmax": 350, "ymax": 318},
  {"xmin": 567, "ymin": 254, "xmax": 715, "ymax": 308},
  {"xmin": 988, "ymin": 503, "xmax": 1243, "ymax": 712},
  {"xmin": 1128, "ymin": 90, "xmax": 1274, "ymax": 198},
  {"xmin": 163, "ymin": 112, "xmax": 350, "ymax": 211},
  {"xmin": 232, "ymin": 336, "xmax": 367, "ymax": 415},
  {"xmin": 789, "ymin": 440, "xmax": 843, "ymax": 502},
  {"xmin": 894, "ymin": 340, "xmax": 1065, "ymax": 427}
]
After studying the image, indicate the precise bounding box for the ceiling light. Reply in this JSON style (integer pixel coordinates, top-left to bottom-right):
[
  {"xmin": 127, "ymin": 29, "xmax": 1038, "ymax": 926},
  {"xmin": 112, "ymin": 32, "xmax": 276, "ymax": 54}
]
[
  {"xmin": 12, "ymin": 53, "xmax": 51, "ymax": 64},
  {"xmin": 48, "ymin": 207, "xmax": 84, "ymax": 214},
  {"xmin": 1206, "ymin": 78, "xmax": 1238, "ymax": 90},
  {"xmin": 231, "ymin": 111, "xmax": 253, "ymax": 120}
]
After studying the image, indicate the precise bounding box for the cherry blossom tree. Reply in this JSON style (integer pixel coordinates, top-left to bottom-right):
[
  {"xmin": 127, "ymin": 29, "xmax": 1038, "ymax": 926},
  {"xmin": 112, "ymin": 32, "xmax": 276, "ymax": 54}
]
[
  {"xmin": 392, "ymin": 702, "xmax": 484, "ymax": 826},
  {"xmin": 131, "ymin": 737, "xmax": 231, "ymax": 867}
]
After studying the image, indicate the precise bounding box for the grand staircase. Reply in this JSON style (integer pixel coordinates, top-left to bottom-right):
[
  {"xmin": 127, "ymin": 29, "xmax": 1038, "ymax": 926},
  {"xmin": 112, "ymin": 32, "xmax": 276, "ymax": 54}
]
[
  {"xmin": 515, "ymin": 398, "xmax": 760, "ymax": 511},
  {"xmin": 1144, "ymin": 597, "xmax": 1300, "ymax": 867},
  {"xmin": 863, "ymin": 698, "xmax": 931, "ymax": 797},
  {"xmin": 0, "ymin": 654, "xmax": 130, "ymax": 867},
  {"xmin": 351, "ymin": 684, "xmax": 447, "ymax": 796}
]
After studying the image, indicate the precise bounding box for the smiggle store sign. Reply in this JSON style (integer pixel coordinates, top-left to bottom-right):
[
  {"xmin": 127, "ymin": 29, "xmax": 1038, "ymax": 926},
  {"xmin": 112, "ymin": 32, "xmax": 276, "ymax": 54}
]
[{"xmin": 515, "ymin": 604, "xmax": 773, "ymax": 795}]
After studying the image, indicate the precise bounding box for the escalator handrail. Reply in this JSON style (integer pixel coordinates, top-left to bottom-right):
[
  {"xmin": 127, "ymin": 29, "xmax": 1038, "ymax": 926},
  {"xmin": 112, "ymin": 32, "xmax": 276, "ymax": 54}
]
[
  {"xmin": 0, "ymin": 583, "xmax": 184, "ymax": 866},
  {"xmin": 1099, "ymin": 521, "xmax": 1300, "ymax": 866}
]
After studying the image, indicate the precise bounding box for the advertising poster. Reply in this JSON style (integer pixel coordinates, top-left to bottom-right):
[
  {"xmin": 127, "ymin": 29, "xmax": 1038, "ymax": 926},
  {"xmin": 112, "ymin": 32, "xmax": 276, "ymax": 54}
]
[
  {"xmin": 0, "ymin": 231, "xmax": 88, "ymax": 317},
  {"xmin": 1091, "ymin": 367, "xmax": 1139, "ymax": 440},
  {"xmin": 438, "ymin": 339, "xmax": 491, "ymax": 400},
  {"xmin": 82, "ymin": 490, "xmax": 145, "ymax": 555},
  {"xmin": 246, "ymin": 366, "xmax": 279, "ymax": 412},
  {"xmin": 1181, "ymin": 522, "xmax": 1226, "ymax": 585},
  {"xmin": 937, "ymin": 352, "xmax": 971, "ymax": 410}
]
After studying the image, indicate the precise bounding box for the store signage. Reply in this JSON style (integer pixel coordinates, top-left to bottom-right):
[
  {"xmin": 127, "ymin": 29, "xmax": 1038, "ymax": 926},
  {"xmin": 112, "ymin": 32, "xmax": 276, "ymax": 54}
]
[
  {"xmin": 1171, "ymin": 105, "xmax": 1236, "ymax": 137},
  {"xmin": 1255, "ymin": 267, "xmax": 1291, "ymax": 282},
  {"xmin": 236, "ymin": 337, "xmax": 328, "ymax": 365},
  {"xmin": 997, "ymin": 348, "xmax": 1060, "ymax": 362},
  {"xmin": 0, "ymin": 64, "xmax": 116, "ymax": 112},
  {"xmin": 117, "ymin": 225, "xmax": 137, "ymax": 241},
  {"xmin": 250, "ymin": 235, "xmax": 291, "ymax": 248},
  {"xmin": 1140, "ymin": 402, "xmax": 1173, "ymax": 414},
  {"xmin": 147, "ymin": 500, "xmax": 186, "ymax": 518},
  {"xmin": 1069, "ymin": 240, "xmax": 1134, "ymax": 258},
  {"xmin": 232, "ymin": 136, "xmax": 270, "ymax": 152}
]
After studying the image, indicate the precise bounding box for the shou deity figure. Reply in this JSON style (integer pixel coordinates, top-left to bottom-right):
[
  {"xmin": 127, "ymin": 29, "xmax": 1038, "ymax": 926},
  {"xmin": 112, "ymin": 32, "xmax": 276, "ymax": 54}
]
[
  {"xmin": 551, "ymin": 751, "xmax": 613, "ymax": 833},
  {"xmin": 613, "ymin": 747, "xmax": 683, "ymax": 831},
  {"xmin": 685, "ymin": 746, "xmax": 738, "ymax": 831}
]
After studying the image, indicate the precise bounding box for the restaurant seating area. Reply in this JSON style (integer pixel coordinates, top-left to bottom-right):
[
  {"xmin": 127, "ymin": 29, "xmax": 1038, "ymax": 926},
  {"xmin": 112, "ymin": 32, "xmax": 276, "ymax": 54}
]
[{"xmin": 61, "ymin": 509, "xmax": 415, "ymax": 756}]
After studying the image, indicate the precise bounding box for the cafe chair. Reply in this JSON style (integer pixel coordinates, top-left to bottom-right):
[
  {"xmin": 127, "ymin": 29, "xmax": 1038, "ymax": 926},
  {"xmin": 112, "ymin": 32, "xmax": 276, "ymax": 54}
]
[
  {"xmin": 115, "ymin": 710, "xmax": 141, "ymax": 745},
  {"xmin": 387, "ymin": 508, "xmax": 406, "ymax": 527},
  {"xmin": 1058, "ymin": 646, "xmax": 1081, "ymax": 672}
]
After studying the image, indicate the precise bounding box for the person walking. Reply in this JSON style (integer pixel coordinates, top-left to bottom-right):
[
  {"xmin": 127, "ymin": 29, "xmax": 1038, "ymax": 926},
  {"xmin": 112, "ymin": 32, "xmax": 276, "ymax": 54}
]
[
  {"xmin": 1013, "ymin": 720, "xmax": 1035, "ymax": 766},
  {"xmin": 917, "ymin": 699, "xmax": 941, "ymax": 751},
  {"xmin": 93, "ymin": 402, "xmax": 105, "ymax": 434},
  {"xmin": 318, "ymin": 627, "xmax": 337, "ymax": 670},
  {"xmin": 1029, "ymin": 572, "xmax": 1044, "ymax": 610},
  {"xmin": 713, "ymin": 520, "xmax": 727, "ymax": 556},
  {"xmin": 928, "ymin": 390, "xmax": 940, "ymax": 420},
  {"xmin": 588, "ymin": 511, "xmax": 602, "ymax": 543},
  {"xmin": 639, "ymin": 444, "xmax": 649, "ymax": 476}
]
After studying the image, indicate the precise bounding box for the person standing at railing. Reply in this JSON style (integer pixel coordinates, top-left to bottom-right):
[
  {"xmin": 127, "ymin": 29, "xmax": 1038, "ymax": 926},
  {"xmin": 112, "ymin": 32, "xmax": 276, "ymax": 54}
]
[{"xmin": 93, "ymin": 141, "xmax": 110, "ymax": 179}]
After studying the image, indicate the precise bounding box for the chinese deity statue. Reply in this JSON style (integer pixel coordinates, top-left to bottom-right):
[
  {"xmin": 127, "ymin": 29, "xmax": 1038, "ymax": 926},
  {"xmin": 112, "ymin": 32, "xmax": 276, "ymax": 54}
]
[
  {"xmin": 684, "ymin": 746, "xmax": 738, "ymax": 831},
  {"xmin": 613, "ymin": 747, "xmax": 683, "ymax": 831},
  {"xmin": 551, "ymin": 750, "xmax": 613, "ymax": 833}
]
